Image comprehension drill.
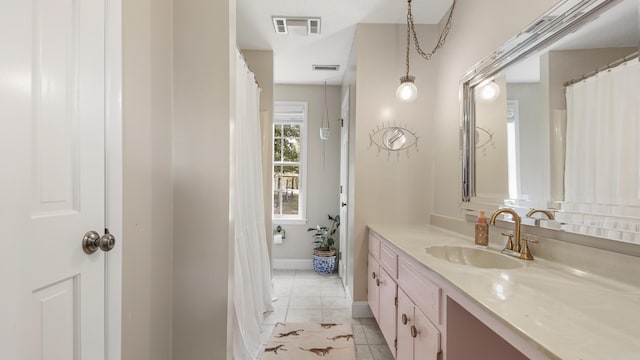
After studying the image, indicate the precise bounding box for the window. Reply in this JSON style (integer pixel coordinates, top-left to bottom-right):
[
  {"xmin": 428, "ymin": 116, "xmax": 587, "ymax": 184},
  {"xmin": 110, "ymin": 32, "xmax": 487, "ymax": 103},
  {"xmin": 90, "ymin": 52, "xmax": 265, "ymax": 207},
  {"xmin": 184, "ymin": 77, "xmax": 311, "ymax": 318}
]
[{"xmin": 273, "ymin": 101, "xmax": 307, "ymax": 223}]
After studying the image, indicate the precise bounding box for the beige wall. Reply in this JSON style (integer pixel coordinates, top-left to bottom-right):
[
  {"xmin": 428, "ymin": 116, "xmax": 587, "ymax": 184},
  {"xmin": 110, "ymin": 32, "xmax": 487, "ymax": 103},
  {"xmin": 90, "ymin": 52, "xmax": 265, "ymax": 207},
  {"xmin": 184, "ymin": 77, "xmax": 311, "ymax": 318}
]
[
  {"xmin": 431, "ymin": 0, "xmax": 559, "ymax": 222},
  {"xmin": 272, "ymin": 84, "xmax": 342, "ymax": 261},
  {"xmin": 350, "ymin": 23, "xmax": 438, "ymax": 302},
  {"xmin": 172, "ymin": 0, "xmax": 235, "ymax": 359},
  {"xmin": 122, "ymin": 0, "xmax": 173, "ymax": 359},
  {"xmin": 243, "ymin": 50, "xmax": 274, "ymax": 112}
]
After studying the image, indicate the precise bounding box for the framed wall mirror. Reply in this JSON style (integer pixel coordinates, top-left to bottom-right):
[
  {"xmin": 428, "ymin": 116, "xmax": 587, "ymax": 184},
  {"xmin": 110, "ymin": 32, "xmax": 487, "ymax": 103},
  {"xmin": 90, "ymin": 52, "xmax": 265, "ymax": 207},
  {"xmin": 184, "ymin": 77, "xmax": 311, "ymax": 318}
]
[{"xmin": 461, "ymin": 0, "xmax": 640, "ymax": 249}]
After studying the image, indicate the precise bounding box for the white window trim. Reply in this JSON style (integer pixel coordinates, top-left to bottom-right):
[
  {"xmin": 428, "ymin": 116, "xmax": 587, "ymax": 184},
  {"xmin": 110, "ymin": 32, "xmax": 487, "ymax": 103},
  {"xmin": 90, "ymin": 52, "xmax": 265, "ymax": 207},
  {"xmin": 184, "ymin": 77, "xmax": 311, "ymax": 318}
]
[{"xmin": 273, "ymin": 101, "xmax": 308, "ymax": 223}]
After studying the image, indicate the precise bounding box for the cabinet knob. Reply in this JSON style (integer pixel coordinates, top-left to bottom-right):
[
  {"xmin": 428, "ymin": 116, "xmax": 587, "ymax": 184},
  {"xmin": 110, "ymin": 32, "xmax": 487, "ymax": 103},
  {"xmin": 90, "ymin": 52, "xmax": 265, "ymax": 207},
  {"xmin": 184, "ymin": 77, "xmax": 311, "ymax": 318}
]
[
  {"xmin": 376, "ymin": 278, "xmax": 380, "ymax": 287},
  {"xmin": 401, "ymin": 313, "xmax": 408, "ymax": 325},
  {"xmin": 410, "ymin": 325, "xmax": 417, "ymax": 338}
]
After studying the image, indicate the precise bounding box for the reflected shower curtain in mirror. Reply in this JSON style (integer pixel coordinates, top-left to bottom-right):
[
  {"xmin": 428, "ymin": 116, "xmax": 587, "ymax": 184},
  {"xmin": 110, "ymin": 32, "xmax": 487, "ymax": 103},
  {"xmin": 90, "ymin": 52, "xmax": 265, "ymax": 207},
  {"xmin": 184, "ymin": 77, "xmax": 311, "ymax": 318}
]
[
  {"xmin": 233, "ymin": 49, "xmax": 274, "ymax": 360},
  {"xmin": 563, "ymin": 59, "xmax": 640, "ymax": 241}
]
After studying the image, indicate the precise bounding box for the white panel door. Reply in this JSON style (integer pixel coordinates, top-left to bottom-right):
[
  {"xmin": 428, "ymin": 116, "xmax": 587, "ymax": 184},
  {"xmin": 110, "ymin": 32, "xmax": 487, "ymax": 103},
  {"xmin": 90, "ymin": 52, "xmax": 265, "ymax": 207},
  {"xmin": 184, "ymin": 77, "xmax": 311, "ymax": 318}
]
[{"xmin": 0, "ymin": 0, "xmax": 108, "ymax": 359}]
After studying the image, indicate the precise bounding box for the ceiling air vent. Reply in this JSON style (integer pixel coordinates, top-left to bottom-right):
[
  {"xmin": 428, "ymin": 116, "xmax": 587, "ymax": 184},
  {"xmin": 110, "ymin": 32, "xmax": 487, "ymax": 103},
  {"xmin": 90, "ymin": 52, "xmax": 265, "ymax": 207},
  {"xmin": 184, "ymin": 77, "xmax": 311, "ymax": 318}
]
[
  {"xmin": 272, "ymin": 17, "xmax": 321, "ymax": 35},
  {"xmin": 273, "ymin": 18, "xmax": 286, "ymax": 34},
  {"xmin": 312, "ymin": 65, "xmax": 340, "ymax": 71},
  {"xmin": 308, "ymin": 19, "xmax": 320, "ymax": 34}
]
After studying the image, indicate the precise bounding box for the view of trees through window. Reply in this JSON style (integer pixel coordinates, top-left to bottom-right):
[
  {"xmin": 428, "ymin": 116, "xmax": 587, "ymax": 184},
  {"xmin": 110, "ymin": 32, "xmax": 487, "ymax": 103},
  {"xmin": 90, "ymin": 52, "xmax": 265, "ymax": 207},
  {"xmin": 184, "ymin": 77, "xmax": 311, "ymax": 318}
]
[{"xmin": 273, "ymin": 124, "xmax": 301, "ymax": 216}]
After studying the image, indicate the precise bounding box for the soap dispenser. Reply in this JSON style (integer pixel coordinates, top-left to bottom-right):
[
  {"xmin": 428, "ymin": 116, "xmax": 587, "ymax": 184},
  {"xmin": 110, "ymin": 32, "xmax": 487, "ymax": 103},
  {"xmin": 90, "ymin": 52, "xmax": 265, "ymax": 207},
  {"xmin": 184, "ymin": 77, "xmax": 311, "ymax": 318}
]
[{"xmin": 475, "ymin": 210, "xmax": 489, "ymax": 246}]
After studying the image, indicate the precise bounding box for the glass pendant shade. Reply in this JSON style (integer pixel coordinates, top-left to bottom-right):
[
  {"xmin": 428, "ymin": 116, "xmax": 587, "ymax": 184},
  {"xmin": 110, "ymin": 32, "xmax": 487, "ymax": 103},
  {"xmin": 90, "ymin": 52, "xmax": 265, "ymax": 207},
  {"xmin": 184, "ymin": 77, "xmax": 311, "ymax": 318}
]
[
  {"xmin": 396, "ymin": 75, "xmax": 418, "ymax": 102},
  {"xmin": 480, "ymin": 81, "xmax": 500, "ymax": 102}
]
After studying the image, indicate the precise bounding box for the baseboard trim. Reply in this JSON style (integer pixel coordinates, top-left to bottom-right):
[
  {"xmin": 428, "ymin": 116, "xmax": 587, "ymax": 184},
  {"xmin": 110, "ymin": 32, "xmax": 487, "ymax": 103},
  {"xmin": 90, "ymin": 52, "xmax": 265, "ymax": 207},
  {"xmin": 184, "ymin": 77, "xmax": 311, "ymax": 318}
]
[
  {"xmin": 351, "ymin": 301, "xmax": 373, "ymax": 318},
  {"xmin": 272, "ymin": 258, "xmax": 313, "ymax": 270}
]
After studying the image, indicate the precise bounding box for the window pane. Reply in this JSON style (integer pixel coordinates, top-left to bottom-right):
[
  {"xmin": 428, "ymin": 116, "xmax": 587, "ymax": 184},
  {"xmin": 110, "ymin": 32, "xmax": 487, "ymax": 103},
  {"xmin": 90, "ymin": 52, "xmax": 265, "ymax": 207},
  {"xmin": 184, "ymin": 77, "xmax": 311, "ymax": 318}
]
[
  {"xmin": 273, "ymin": 165, "xmax": 300, "ymax": 216},
  {"xmin": 280, "ymin": 172, "xmax": 299, "ymax": 215},
  {"xmin": 273, "ymin": 166, "xmax": 283, "ymax": 215},
  {"xmin": 281, "ymin": 189, "xmax": 299, "ymax": 215},
  {"xmin": 283, "ymin": 125, "xmax": 300, "ymax": 137},
  {"xmin": 274, "ymin": 124, "xmax": 282, "ymax": 137},
  {"xmin": 282, "ymin": 138, "xmax": 300, "ymax": 162},
  {"xmin": 274, "ymin": 139, "xmax": 282, "ymax": 162},
  {"xmin": 282, "ymin": 165, "xmax": 299, "ymax": 175}
]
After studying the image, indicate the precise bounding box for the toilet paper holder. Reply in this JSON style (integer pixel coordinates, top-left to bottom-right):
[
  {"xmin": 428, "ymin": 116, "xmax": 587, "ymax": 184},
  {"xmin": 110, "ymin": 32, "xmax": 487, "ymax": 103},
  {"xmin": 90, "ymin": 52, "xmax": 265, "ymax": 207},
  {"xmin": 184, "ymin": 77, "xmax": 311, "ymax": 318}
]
[{"xmin": 274, "ymin": 225, "xmax": 286, "ymax": 239}]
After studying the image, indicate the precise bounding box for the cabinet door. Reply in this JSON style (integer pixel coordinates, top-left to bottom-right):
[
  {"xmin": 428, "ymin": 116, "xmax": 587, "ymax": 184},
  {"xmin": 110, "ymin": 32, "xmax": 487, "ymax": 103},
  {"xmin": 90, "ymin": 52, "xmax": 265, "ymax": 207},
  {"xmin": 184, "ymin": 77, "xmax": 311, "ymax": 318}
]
[
  {"xmin": 368, "ymin": 254, "xmax": 380, "ymax": 321},
  {"xmin": 396, "ymin": 289, "xmax": 414, "ymax": 360},
  {"xmin": 414, "ymin": 306, "xmax": 441, "ymax": 359},
  {"xmin": 378, "ymin": 268, "xmax": 397, "ymax": 354}
]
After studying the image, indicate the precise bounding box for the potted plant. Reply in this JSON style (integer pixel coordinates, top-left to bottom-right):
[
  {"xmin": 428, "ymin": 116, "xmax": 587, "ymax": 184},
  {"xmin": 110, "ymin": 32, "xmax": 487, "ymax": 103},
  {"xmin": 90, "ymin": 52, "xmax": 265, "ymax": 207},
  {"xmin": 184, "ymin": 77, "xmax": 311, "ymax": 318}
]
[{"xmin": 307, "ymin": 214, "xmax": 340, "ymax": 274}]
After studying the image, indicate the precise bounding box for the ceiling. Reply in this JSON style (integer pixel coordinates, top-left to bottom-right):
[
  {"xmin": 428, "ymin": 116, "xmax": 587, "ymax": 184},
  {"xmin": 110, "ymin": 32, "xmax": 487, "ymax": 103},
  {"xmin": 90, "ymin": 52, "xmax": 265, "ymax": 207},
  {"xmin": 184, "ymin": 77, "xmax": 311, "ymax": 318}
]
[{"xmin": 237, "ymin": 0, "xmax": 453, "ymax": 85}]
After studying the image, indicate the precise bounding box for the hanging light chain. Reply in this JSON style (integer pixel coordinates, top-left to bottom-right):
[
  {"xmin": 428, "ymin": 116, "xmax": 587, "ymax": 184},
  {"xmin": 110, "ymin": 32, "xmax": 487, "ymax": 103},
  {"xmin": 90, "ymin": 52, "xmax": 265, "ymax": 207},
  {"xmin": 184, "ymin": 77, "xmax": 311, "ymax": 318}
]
[
  {"xmin": 323, "ymin": 81, "xmax": 330, "ymax": 129},
  {"xmin": 407, "ymin": 0, "xmax": 457, "ymax": 62},
  {"xmin": 405, "ymin": 5, "xmax": 412, "ymax": 77}
]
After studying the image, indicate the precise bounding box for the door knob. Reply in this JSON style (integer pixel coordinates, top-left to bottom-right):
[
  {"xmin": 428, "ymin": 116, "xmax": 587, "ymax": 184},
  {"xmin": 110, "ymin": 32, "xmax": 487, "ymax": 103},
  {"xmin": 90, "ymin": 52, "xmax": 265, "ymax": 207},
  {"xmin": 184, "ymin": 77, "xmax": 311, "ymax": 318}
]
[
  {"xmin": 341, "ymin": 202, "xmax": 347, "ymax": 207},
  {"xmin": 83, "ymin": 229, "xmax": 116, "ymax": 254}
]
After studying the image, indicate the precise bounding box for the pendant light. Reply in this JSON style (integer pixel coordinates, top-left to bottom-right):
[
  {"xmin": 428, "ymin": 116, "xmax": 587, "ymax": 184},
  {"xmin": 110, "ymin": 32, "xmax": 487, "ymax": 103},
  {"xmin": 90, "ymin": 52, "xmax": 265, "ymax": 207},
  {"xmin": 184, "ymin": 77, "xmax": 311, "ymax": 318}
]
[
  {"xmin": 320, "ymin": 81, "xmax": 330, "ymax": 140},
  {"xmin": 479, "ymin": 80, "xmax": 500, "ymax": 102},
  {"xmin": 396, "ymin": 0, "xmax": 457, "ymax": 102}
]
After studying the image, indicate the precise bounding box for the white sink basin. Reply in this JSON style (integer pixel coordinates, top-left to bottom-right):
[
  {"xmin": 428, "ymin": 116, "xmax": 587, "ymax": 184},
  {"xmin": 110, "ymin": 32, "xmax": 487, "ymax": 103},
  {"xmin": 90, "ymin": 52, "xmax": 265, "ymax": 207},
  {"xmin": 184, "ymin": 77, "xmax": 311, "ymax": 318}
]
[{"xmin": 425, "ymin": 246, "xmax": 522, "ymax": 270}]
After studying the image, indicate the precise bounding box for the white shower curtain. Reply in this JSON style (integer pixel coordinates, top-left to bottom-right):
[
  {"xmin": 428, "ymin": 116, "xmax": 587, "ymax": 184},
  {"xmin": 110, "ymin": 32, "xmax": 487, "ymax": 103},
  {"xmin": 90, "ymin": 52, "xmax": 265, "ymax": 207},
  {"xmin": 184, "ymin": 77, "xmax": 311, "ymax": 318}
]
[
  {"xmin": 233, "ymin": 49, "xmax": 274, "ymax": 360},
  {"xmin": 562, "ymin": 58, "xmax": 640, "ymax": 241},
  {"xmin": 565, "ymin": 59, "xmax": 640, "ymax": 206}
]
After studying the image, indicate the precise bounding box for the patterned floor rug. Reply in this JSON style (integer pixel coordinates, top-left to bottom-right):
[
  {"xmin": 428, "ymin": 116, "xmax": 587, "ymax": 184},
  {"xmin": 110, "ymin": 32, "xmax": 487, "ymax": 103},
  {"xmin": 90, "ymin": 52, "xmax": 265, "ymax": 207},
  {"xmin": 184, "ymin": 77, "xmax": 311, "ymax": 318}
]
[{"xmin": 261, "ymin": 322, "xmax": 356, "ymax": 359}]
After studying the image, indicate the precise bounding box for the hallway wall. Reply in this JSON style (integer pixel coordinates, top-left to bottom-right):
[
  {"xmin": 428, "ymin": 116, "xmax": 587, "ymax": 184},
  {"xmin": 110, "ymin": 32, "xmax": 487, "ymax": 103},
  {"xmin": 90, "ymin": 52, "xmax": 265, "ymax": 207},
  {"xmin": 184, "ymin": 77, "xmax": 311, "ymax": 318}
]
[
  {"xmin": 122, "ymin": 1, "xmax": 244, "ymax": 358},
  {"xmin": 172, "ymin": 0, "xmax": 235, "ymax": 359},
  {"xmin": 122, "ymin": 0, "xmax": 174, "ymax": 359}
]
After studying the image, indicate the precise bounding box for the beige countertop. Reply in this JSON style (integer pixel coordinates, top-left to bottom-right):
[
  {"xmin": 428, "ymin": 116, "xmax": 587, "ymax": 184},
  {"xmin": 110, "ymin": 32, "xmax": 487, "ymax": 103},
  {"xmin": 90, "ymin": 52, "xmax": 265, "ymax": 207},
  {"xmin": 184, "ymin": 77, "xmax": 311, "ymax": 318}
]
[{"xmin": 368, "ymin": 224, "xmax": 640, "ymax": 360}]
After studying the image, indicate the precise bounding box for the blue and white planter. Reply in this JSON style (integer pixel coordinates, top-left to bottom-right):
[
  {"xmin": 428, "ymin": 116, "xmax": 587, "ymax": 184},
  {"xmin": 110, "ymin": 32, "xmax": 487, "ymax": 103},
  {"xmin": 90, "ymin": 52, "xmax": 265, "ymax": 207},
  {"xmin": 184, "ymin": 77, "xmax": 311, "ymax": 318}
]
[{"xmin": 312, "ymin": 254, "xmax": 336, "ymax": 274}]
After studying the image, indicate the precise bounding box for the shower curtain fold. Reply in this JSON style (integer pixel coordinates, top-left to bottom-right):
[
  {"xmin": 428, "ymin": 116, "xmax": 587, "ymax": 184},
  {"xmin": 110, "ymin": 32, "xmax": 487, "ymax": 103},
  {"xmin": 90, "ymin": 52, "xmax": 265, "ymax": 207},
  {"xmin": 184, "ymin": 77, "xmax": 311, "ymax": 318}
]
[
  {"xmin": 563, "ymin": 58, "xmax": 640, "ymax": 241},
  {"xmin": 565, "ymin": 59, "xmax": 640, "ymax": 205},
  {"xmin": 233, "ymin": 49, "xmax": 274, "ymax": 360}
]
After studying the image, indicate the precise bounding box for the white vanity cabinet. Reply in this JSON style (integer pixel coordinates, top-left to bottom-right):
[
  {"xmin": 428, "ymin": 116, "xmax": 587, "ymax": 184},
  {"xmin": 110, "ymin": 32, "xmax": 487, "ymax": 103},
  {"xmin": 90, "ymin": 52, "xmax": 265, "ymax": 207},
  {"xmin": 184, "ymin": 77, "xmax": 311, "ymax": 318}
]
[
  {"xmin": 368, "ymin": 226, "xmax": 550, "ymax": 360},
  {"xmin": 368, "ymin": 232, "xmax": 442, "ymax": 359},
  {"xmin": 397, "ymin": 288, "xmax": 441, "ymax": 360},
  {"xmin": 368, "ymin": 233, "xmax": 398, "ymax": 352}
]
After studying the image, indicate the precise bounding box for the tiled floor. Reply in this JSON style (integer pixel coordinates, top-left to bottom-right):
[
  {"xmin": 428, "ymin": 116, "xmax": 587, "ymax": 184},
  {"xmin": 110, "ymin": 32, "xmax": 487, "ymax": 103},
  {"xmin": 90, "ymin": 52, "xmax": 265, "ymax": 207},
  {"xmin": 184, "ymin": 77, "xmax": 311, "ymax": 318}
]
[{"xmin": 261, "ymin": 269, "xmax": 394, "ymax": 360}]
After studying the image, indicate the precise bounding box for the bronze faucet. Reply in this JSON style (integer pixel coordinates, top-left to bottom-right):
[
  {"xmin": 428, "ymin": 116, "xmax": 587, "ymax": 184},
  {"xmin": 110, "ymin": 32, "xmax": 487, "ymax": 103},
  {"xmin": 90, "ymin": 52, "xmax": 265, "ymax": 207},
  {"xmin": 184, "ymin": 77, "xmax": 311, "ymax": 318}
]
[
  {"xmin": 489, "ymin": 208, "xmax": 522, "ymax": 252},
  {"xmin": 526, "ymin": 209, "xmax": 555, "ymax": 226}
]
